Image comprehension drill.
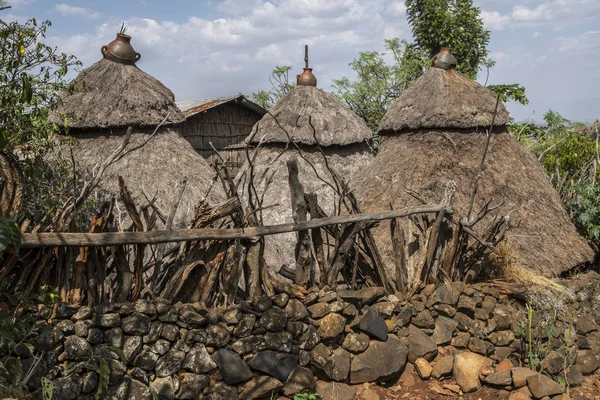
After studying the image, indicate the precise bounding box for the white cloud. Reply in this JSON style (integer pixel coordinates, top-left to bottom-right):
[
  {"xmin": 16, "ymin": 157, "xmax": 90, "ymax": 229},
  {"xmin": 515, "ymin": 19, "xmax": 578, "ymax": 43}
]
[
  {"xmin": 55, "ymin": 3, "xmax": 101, "ymax": 20},
  {"xmin": 481, "ymin": 10, "xmax": 511, "ymax": 31}
]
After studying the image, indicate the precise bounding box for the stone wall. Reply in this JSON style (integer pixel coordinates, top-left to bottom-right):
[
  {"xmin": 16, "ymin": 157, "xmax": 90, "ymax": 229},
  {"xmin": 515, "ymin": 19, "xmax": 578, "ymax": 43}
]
[{"xmin": 26, "ymin": 273, "xmax": 600, "ymax": 400}]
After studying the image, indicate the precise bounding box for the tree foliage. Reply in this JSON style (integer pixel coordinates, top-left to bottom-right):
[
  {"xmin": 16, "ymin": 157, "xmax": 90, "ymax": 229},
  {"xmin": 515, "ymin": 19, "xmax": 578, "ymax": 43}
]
[
  {"xmin": 510, "ymin": 110, "xmax": 600, "ymax": 250},
  {"xmin": 0, "ymin": 13, "xmax": 80, "ymax": 149},
  {"xmin": 331, "ymin": 39, "xmax": 428, "ymax": 131},
  {"xmin": 405, "ymin": 0, "xmax": 490, "ymax": 79},
  {"xmin": 250, "ymin": 65, "xmax": 295, "ymax": 109}
]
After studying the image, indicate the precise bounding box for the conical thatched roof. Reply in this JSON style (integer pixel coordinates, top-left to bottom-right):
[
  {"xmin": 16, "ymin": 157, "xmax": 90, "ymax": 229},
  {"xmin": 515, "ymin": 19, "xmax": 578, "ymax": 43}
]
[
  {"xmin": 378, "ymin": 67, "xmax": 509, "ymax": 134},
  {"xmin": 353, "ymin": 53, "xmax": 593, "ymax": 279},
  {"xmin": 51, "ymin": 128, "xmax": 225, "ymax": 228},
  {"xmin": 247, "ymin": 86, "xmax": 372, "ymax": 147},
  {"xmin": 49, "ymin": 58, "xmax": 184, "ymax": 129}
]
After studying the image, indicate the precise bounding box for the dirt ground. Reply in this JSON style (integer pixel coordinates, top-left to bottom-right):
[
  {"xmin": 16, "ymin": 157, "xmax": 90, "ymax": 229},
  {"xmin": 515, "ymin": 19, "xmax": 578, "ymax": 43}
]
[{"xmin": 349, "ymin": 367, "xmax": 600, "ymax": 400}]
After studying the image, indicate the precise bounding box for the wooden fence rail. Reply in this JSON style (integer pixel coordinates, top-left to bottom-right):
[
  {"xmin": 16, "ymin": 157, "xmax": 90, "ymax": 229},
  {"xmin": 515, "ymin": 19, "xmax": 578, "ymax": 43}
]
[{"xmin": 21, "ymin": 204, "xmax": 450, "ymax": 248}]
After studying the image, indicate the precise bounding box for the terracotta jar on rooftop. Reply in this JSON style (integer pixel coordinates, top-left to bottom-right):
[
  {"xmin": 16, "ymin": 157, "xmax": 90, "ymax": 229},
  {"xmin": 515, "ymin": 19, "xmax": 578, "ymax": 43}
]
[
  {"xmin": 297, "ymin": 68, "xmax": 317, "ymax": 87},
  {"xmin": 101, "ymin": 33, "xmax": 141, "ymax": 65}
]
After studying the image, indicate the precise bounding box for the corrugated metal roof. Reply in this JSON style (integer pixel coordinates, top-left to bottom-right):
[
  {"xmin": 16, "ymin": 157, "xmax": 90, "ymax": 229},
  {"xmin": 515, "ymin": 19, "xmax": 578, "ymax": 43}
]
[{"xmin": 176, "ymin": 96, "xmax": 266, "ymax": 118}]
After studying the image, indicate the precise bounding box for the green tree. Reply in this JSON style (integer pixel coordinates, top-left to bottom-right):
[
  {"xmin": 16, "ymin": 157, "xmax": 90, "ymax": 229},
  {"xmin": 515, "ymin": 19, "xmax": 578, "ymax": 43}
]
[
  {"xmin": 510, "ymin": 110, "xmax": 600, "ymax": 250},
  {"xmin": 0, "ymin": 5, "xmax": 80, "ymax": 227},
  {"xmin": 250, "ymin": 65, "xmax": 295, "ymax": 109},
  {"xmin": 331, "ymin": 39, "xmax": 428, "ymax": 131},
  {"xmin": 405, "ymin": 0, "xmax": 490, "ymax": 79}
]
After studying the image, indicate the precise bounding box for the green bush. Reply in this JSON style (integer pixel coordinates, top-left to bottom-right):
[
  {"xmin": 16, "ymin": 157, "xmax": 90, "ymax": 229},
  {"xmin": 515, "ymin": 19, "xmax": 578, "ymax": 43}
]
[{"xmin": 510, "ymin": 110, "xmax": 600, "ymax": 250}]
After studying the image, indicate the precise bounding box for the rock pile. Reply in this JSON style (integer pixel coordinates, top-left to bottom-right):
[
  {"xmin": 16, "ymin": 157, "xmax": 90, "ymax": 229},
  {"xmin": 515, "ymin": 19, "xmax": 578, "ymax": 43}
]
[{"xmin": 24, "ymin": 276, "xmax": 600, "ymax": 400}]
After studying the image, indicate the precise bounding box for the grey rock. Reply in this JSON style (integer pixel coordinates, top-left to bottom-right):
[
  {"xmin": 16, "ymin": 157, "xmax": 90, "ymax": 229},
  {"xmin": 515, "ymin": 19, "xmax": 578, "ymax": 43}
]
[
  {"xmin": 436, "ymin": 283, "xmax": 461, "ymax": 305},
  {"xmin": 331, "ymin": 347, "xmax": 351, "ymax": 381},
  {"xmin": 468, "ymin": 337, "xmax": 494, "ymax": 356},
  {"xmin": 184, "ymin": 329, "xmax": 207, "ymax": 344},
  {"xmin": 95, "ymin": 313, "xmax": 121, "ymax": 328},
  {"xmin": 220, "ymin": 307, "xmax": 242, "ymax": 324},
  {"xmin": 285, "ymin": 299, "xmax": 308, "ymax": 321},
  {"xmin": 134, "ymin": 299, "xmax": 157, "ymax": 316},
  {"xmin": 134, "ymin": 349, "xmax": 160, "ymax": 371},
  {"xmin": 432, "ymin": 316, "xmax": 458, "ymax": 345},
  {"xmin": 484, "ymin": 370, "xmax": 512, "ymax": 386},
  {"xmin": 71, "ymin": 306, "xmax": 93, "ymax": 321},
  {"xmin": 349, "ymin": 334, "xmax": 408, "ymax": 384},
  {"xmin": 36, "ymin": 325, "xmax": 64, "ymax": 352},
  {"xmin": 259, "ymin": 306, "xmax": 288, "ymax": 332},
  {"xmin": 51, "ymin": 376, "xmax": 82, "ymax": 400},
  {"xmin": 310, "ymin": 343, "xmax": 333, "ymax": 377},
  {"xmin": 526, "ymin": 373, "xmax": 565, "ymax": 398},
  {"xmin": 454, "ymin": 312, "xmax": 472, "ymax": 331},
  {"xmin": 122, "ymin": 312, "xmax": 151, "ymax": 336},
  {"xmin": 205, "ymin": 382, "xmax": 237, "ymax": 400},
  {"xmin": 148, "ymin": 339, "xmax": 171, "ymax": 356},
  {"xmin": 337, "ymin": 287, "xmax": 386, "ymax": 305},
  {"xmin": 234, "ymin": 314, "xmax": 256, "ymax": 338},
  {"xmin": 107, "ymin": 359, "xmax": 127, "ymax": 386},
  {"xmin": 155, "ymin": 350, "xmax": 185, "ymax": 377},
  {"xmin": 123, "ymin": 335, "xmax": 143, "ymax": 363},
  {"xmin": 183, "ymin": 344, "xmax": 217, "ymax": 373},
  {"xmin": 238, "ymin": 375, "xmax": 283, "ymax": 400},
  {"xmin": 81, "ymin": 371, "xmax": 98, "ymax": 394},
  {"xmin": 177, "ymin": 373, "xmax": 209, "ymax": 399},
  {"xmin": 272, "ymin": 292, "xmax": 289, "ymax": 308},
  {"xmin": 158, "ymin": 307, "xmax": 178, "ymax": 323},
  {"xmin": 232, "ymin": 335, "xmax": 264, "ymax": 355},
  {"xmin": 431, "ymin": 355, "xmax": 454, "ymax": 379},
  {"xmin": 113, "ymin": 377, "xmax": 152, "ymax": 400},
  {"xmin": 407, "ymin": 325, "xmax": 438, "ymax": 362},
  {"xmin": 358, "ymin": 307, "xmax": 388, "ymax": 341},
  {"xmin": 64, "ymin": 335, "xmax": 92, "ymax": 361},
  {"xmin": 212, "ymin": 349, "xmax": 253, "ymax": 385},
  {"xmin": 299, "ymin": 325, "xmax": 320, "ymax": 350},
  {"xmin": 56, "ymin": 302, "xmax": 79, "ymax": 319},
  {"xmin": 249, "ymin": 350, "xmax": 298, "ymax": 381},
  {"xmin": 74, "ymin": 320, "xmax": 92, "ymax": 338},
  {"xmin": 412, "ymin": 309, "xmax": 435, "ymax": 329},
  {"xmin": 265, "ymin": 331, "xmax": 294, "ymax": 352},
  {"xmin": 143, "ymin": 321, "xmax": 163, "ymax": 344},
  {"xmin": 104, "ymin": 327, "xmax": 123, "ymax": 348},
  {"xmin": 342, "ymin": 332, "xmax": 370, "ymax": 354},
  {"xmin": 308, "ymin": 302, "xmax": 331, "ymax": 319},
  {"xmin": 130, "ymin": 368, "xmax": 149, "ymax": 385},
  {"xmin": 160, "ymin": 324, "xmax": 179, "ymax": 342},
  {"xmin": 371, "ymin": 301, "xmax": 395, "ymax": 318},
  {"xmin": 253, "ymin": 296, "xmax": 273, "ymax": 312},
  {"xmin": 566, "ymin": 364, "xmax": 583, "ymax": 386},
  {"xmin": 149, "ymin": 376, "xmax": 175, "ymax": 400},
  {"xmin": 86, "ymin": 328, "xmax": 103, "ymax": 345},
  {"xmin": 576, "ymin": 349, "xmax": 600, "ymax": 374},
  {"xmin": 181, "ymin": 309, "xmax": 206, "ymax": 328},
  {"xmin": 283, "ymin": 366, "xmax": 315, "ymax": 397},
  {"xmin": 317, "ymin": 313, "xmax": 346, "ymax": 339},
  {"xmin": 55, "ymin": 320, "xmax": 75, "ymax": 335},
  {"xmin": 577, "ymin": 317, "xmax": 599, "ymax": 335},
  {"xmin": 206, "ymin": 323, "xmax": 231, "ymax": 347},
  {"xmin": 457, "ymin": 295, "xmax": 477, "ymax": 318}
]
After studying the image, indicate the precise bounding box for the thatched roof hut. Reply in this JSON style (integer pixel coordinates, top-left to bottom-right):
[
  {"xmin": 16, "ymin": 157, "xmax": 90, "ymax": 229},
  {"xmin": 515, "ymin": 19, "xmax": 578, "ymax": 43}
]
[
  {"xmin": 236, "ymin": 57, "xmax": 372, "ymax": 271},
  {"xmin": 353, "ymin": 49, "xmax": 593, "ymax": 279},
  {"xmin": 48, "ymin": 33, "xmax": 224, "ymax": 227}
]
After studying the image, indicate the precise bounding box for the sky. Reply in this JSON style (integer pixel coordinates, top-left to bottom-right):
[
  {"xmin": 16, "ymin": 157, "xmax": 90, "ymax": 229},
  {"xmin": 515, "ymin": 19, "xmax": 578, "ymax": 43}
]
[{"xmin": 3, "ymin": 0, "xmax": 600, "ymax": 124}]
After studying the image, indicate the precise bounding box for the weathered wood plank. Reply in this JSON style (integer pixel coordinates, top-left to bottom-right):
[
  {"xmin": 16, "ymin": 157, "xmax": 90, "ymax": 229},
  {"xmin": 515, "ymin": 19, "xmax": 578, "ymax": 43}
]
[{"xmin": 22, "ymin": 204, "xmax": 450, "ymax": 248}]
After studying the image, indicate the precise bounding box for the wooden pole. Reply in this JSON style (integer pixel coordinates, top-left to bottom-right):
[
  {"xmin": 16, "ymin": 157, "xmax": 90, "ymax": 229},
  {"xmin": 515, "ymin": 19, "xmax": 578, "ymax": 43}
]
[{"xmin": 21, "ymin": 204, "xmax": 450, "ymax": 248}]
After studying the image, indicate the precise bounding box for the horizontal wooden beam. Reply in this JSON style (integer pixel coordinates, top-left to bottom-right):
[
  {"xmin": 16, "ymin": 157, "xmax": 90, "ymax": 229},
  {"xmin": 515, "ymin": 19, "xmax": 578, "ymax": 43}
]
[{"xmin": 21, "ymin": 204, "xmax": 449, "ymax": 249}]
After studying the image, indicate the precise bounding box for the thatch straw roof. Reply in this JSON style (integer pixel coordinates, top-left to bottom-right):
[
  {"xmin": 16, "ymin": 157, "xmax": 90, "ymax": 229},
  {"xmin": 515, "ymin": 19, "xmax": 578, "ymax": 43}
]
[
  {"xmin": 236, "ymin": 144, "xmax": 372, "ymax": 269},
  {"xmin": 247, "ymin": 86, "xmax": 372, "ymax": 147},
  {"xmin": 52, "ymin": 128, "xmax": 225, "ymax": 229},
  {"xmin": 378, "ymin": 67, "xmax": 510, "ymax": 134},
  {"xmin": 353, "ymin": 130, "xmax": 594, "ymax": 277},
  {"xmin": 48, "ymin": 58, "xmax": 185, "ymax": 129}
]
